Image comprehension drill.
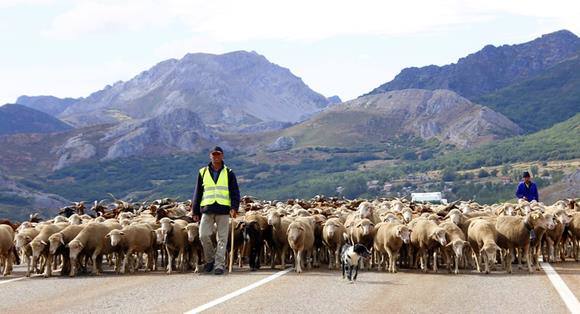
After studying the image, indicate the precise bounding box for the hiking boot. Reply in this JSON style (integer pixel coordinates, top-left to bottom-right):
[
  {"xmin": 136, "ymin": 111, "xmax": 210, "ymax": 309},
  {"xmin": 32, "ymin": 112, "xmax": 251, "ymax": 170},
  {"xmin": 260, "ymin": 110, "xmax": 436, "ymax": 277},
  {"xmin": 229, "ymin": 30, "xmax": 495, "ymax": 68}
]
[
  {"xmin": 203, "ymin": 262, "xmax": 214, "ymax": 273},
  {"xmin": 214, "ymin": 267, "xmax": 224, "ymax": 275}
]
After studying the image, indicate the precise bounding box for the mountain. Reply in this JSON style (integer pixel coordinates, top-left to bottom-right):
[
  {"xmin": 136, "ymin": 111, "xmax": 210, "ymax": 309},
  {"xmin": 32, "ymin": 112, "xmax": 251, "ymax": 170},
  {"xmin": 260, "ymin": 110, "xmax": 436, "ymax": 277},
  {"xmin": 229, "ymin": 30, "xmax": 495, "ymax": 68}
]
[
  {"xmin": 16, "ymin": 95, "xmax": 78, "ymax": 116},
  {"xmin": 0, "ymin": 170, "xmax": 69, "ymax": 221},
  {"xmin": 53, "ymin": 51, "xmax": 330, "ymax": 130},
  {"xmin": 0, "ymin": 107, "xmax": 219, "ymax": 172},
  {"xmin": 366, "ymin": 30, "xmax": 580, "ymax": 99},
  {"xmin": 327, "ymin": 95, "xmax": 342, "ymax": 105},
  {"xmin": 277, "ymin": 89, "xmax": 523, "ymax": 148},
  {"xmin": 475, "ymin": 55, "xmax": 580, "ymax": 133},
  {"xmin": 98, "ymin": 108, "xmax": 217, "ymax": 161},
  {"xmin": 0, "ymin": 104, "xmax": 73, "ymax": 135}
]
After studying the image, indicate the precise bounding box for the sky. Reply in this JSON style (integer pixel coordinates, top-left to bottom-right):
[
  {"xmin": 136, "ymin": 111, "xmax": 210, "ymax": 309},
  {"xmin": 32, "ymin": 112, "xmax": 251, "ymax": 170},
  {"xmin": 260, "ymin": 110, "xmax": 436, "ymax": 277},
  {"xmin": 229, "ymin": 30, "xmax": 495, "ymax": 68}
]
[{"xmin": 0, "ymin": 0, "xmax": 579, "ymax": 105}]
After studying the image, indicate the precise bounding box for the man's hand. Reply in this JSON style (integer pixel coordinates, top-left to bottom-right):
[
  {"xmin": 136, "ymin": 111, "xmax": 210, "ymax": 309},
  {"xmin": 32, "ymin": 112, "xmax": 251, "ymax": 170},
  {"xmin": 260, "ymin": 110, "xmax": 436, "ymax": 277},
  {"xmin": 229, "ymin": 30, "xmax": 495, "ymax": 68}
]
[
  {"xmin": 192, "ymin": 214, "xmax": 200, "ymax": 222},
  {"xmin": 230, "ymin": 209, "xmax": 237, "ymax": 218}
]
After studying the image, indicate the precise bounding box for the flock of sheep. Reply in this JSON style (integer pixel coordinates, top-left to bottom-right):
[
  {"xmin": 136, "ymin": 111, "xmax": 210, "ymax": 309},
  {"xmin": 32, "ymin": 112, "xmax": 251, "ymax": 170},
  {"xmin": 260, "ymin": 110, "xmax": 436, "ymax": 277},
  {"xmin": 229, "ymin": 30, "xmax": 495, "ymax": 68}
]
[{"xmin": 0, "ymin": 195, "xmax": 579, "ymax": 278}]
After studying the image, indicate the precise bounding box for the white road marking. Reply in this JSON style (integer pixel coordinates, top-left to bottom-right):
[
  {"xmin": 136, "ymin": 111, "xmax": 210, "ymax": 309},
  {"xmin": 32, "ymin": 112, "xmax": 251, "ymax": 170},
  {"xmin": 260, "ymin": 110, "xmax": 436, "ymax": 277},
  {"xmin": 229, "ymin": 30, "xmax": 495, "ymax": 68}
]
[
  {"xmin": 541, "ymin": 262, "xmax": 580, "ymax": 314},
  {"xmin": 184, "ymin": 268, "xmax": 294, "ymax": 314},
  {"xmin": 0, "ymin": 274, "xmax": 42, "ymax": 285}
]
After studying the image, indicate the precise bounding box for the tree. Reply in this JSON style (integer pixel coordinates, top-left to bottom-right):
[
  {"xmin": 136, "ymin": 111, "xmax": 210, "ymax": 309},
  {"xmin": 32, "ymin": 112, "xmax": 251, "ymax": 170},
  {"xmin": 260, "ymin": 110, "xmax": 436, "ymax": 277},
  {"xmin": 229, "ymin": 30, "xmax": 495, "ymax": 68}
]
[
  {"xmin": 441, "ymin": 168, "xmax": 457, "ymax": 181},
  {"xmin": 478, "ymin": 169, "xmax": 490, "ymax": 178},
  {"xmin": 530, "ymin": 165, "xmax": 539, "ymax": 176},
  {"xmin": 501, "ymin": 164, "xmax": 512, "ymax": 176}
]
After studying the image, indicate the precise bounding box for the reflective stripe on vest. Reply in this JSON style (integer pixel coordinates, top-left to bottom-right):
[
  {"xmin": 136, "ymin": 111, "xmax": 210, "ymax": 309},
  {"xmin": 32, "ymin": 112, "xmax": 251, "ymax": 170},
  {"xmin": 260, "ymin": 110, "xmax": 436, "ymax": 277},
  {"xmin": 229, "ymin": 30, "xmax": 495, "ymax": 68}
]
[{"xmin": 199, "ymin": 165, "xmax": 231, "ymax": 207}]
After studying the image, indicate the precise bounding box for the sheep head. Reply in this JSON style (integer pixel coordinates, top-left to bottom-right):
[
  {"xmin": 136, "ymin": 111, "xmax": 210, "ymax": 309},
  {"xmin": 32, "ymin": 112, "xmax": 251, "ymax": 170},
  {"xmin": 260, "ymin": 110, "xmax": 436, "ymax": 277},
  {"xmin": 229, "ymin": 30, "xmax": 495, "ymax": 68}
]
[
  {"xmin": 356, "ymin": 219, "xmax": 374, "ymax": 236},
  {"xmin": 105, "ymin": 230, "xmax": 125, "ymax": 247},
  {"xmin": 267, "ymin": 211, "xmax": 281, "ymax": 226},
  {"xmin": 444, "ymin": 209, "xmax": 463, "ymax": 225},
  {"xmin": 48, "ymin": 233, "xmax": 65, "ymax": 255},
  {"xmin": 430, "ymin": 228, "xmax": 447, "ymax": 246},
  {"xmin": 447, "ymin": 239, "xmax": 468, "ymax": 258},
  {"xmin": 396, "ymin": 225, "xmax": 411, "ymax": 244},
  {"xmin": 185, "ymin": 223, "xmax": 200, "ymax": 242},
  {"xmin": 67, "ymin": 240, "xmax": 84, "ymax": 259}
]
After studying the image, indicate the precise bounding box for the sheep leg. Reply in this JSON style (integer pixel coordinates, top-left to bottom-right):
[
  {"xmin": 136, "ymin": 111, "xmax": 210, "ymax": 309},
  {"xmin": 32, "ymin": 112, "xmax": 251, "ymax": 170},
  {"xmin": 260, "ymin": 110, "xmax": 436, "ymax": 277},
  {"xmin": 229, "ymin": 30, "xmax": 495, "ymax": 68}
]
[
  {"xmin": 534, "ymin": 245, "xmax": 541, "ymax": 271},
  {"xmin": 69, "ymin": 258, "xmax": 77, "ymax": 277},
  {"xmin": 378, "ymin": 252, "xmax": 385, "ymax": 272},
  {"xmin": 306, "ymin": 250, "xmax": 312, "ymax": 270},
  {"xmin": 454, "ymin": 254, "xmax": 460, "ymax": 275},
  {"xmin": 312, "ymin": 249, "xmax": 319, "ymax": 268},
  {"xmin": 166, "ymin": 247, "xmax": 174, "ymax": 274},
  {"xmin": 420, "ymin": 250, "xmax": 427, "ymax": 273},
  {"xmin": 483, "ymin": 253, "xmax": 490, "ymax": 274},
  {"xmin": 472, "ymin": 251, "xmax": 481, "ymax": 273},
  {"xmin": 25, "ymin": 254, "xmax": 31, "ymax": 277},
  {"xmin": 547, "ymin": 238, "xmax": 555, "ymax": 263},
  {"xmin": 387, "ymin": 248, "xmax": 396, "ymax": 273},
  {"xmin": 432, "ymin": 251, "xmax": 438, "ymax": 272},
  {"xmin": 178, "ymin": 249, "xmax": 186, "ymax": 272},
  {"xmin": 270, "ymin": 248, "xmax": 277, "ymax": 269},
  {"xmin": 121, "ymin": 253, "xmax": 129, "ymax": 274},
  {"xmin": 327, "ymin": 249, "xmax": 334, "ymax": 270},
  {"xmin": 295, "ymin": 250, "xmax": 302, "ymax": 273},
  {"xmin": 384, "ymin": 248, "xmax": 391, "ymax": 273},
  {"xmin": 2, "ymin": 256, "xmax": 12, "ymax": 276},
  {"xmin": 91, "ymin": 253, "xmax": 101, "ymax": 275},
  {"xmin": 525, "ymin": 244, "xmax": 533, "ymax": 273},
  {"xmin": 44, "ymin": 254, "xmax": 52, "ymax": 278}
]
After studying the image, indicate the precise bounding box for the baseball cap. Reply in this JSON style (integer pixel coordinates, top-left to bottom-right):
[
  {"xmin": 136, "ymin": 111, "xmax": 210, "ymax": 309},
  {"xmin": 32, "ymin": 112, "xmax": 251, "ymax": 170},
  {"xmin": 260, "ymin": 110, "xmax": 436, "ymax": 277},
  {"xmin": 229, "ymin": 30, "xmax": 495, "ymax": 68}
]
[
  {"xmin": 522, "ymin": 171, "xmax": 530, "ymax": 178},
  {"xmin": 210, "ymin": 146, "xmax": 224, "ymax": 154}
]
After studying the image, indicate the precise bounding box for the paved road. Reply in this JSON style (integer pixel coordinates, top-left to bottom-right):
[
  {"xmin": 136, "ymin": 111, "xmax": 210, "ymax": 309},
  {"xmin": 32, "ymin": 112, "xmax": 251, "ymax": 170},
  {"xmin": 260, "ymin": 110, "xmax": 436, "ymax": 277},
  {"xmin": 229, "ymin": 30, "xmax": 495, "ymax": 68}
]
[{"xmin": 1, "ymin": 262, "xmax": 578, "ymax": 314}]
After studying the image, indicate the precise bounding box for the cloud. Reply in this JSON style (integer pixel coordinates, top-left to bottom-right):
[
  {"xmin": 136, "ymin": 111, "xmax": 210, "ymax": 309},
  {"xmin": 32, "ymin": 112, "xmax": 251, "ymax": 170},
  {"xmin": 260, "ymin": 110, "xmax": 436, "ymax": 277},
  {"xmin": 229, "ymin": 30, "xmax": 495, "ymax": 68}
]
[
  {"xmin": 43, "ymin": 0, "xmax": 580, "ymax": 41},
  {"xmin": 0, "ymin": 0, "xmax": 55, "ymax": 8}
]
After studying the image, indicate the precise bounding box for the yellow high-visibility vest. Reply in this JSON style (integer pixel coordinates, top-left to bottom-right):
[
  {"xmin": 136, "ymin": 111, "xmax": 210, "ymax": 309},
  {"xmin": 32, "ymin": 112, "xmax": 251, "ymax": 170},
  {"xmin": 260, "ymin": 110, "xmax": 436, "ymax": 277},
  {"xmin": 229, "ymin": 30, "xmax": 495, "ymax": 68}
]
[{"xmin": 199, "ymin": 165, "xmax": 231, "ymax": 207}]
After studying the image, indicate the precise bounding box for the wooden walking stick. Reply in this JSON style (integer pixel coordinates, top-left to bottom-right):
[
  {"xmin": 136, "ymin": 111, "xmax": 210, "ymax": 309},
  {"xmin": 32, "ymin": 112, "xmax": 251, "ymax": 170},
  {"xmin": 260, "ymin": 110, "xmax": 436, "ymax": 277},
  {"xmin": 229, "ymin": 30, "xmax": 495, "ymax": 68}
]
[{"xmin": 229, "ymin": 217, "xmax": 235, "ymax": 273}]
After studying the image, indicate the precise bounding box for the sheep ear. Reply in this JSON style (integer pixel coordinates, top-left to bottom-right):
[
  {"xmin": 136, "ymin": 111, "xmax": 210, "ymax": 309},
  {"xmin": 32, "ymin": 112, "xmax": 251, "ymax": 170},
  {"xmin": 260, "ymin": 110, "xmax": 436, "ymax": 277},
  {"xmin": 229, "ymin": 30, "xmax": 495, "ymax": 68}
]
[
  {"xmin": 105, "ymin": 234, "xmax": 111, "ymax": 238},
  {"xmin": 463, "ymin": 240, "xmax": 469, "ymax": 246},
  {"xmin": 40, "ymin": 240, "xmax": 47, "ymax": 245},
  {"xmin": 119, "ymin": 232, "xmax": 125, "ymax": 235},
  {"xmin": 445, "ymin": 242, "xmax": 453, "ymax": 248},
  {"xmin": 60, "ymin": 237, "xmax": 65, "ymax": 245}
]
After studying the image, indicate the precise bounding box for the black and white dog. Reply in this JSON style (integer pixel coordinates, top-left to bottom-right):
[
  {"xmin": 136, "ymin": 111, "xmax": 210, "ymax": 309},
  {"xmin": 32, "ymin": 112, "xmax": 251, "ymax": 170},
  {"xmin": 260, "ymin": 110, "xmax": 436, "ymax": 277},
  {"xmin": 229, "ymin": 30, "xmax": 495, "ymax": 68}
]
[{"xmin": 340, "ymin": 239, "xmax": 371, "ymax": 282}]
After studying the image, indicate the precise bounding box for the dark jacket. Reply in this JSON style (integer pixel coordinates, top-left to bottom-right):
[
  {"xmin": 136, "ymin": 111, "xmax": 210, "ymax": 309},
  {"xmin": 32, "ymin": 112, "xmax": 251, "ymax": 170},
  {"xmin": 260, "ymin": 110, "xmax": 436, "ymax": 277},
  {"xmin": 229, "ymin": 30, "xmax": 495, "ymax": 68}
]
[
  {"xmin": 515, "ymin": 181, "xmax": 539, "ymax": 202},
  {"xmin": 192, "ymin": 162, "xmax": 240, "ymax": 216}
]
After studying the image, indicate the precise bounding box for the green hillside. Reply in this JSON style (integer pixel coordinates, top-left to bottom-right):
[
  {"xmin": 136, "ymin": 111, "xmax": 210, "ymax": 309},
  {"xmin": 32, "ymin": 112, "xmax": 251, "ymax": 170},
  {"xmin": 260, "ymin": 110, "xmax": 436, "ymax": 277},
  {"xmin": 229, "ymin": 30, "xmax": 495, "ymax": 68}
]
[
  {"xmin": 416, "ymin": 113, "xmax": 580, "ymax": 171},
  {"xmin": 476, "ymin": 56, "xmax": 580, "ymax": 133}
]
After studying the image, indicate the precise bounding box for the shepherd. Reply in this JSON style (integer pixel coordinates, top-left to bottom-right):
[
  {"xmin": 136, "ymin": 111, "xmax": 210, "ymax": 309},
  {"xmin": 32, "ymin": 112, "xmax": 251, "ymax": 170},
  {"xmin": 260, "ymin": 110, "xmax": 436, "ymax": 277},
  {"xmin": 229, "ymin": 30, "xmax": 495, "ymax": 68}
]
[{"xmin": 191, "ymin": 146, "xmax": 241, "ymax": 275}]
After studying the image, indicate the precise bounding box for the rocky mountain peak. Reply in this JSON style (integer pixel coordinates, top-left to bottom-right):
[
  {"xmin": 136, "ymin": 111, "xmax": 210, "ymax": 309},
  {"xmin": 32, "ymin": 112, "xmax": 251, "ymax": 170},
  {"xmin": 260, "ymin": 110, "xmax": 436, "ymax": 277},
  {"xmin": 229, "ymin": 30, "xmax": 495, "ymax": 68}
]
[{"xmin": 56, "ymin": 50, "xmax": 330, "ymax": 130}]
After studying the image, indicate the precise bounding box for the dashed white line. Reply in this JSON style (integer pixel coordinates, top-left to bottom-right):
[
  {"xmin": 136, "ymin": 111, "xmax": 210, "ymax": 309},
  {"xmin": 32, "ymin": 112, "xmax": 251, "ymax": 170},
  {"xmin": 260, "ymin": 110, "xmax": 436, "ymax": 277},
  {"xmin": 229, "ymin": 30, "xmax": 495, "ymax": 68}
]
[
  {"xmin": 541, "ymin": 262, "xmax": 580, "ymax": 314},
  {"xmin": 184, "ymin": 268, "xmax": 293, "ymax": 314}
]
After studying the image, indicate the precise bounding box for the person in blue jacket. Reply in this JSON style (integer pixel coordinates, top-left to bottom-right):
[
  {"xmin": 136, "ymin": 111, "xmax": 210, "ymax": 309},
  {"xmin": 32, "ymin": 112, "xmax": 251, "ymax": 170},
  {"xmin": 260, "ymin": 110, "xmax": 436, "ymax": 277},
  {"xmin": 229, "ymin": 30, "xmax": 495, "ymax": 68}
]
[
  {"xmin": 515, "ymin": 171, "xmax": 539, "ymax": 202},
  {"xmin": 515, "ymin": 171, "xmax": 539, "ymax": 240}
]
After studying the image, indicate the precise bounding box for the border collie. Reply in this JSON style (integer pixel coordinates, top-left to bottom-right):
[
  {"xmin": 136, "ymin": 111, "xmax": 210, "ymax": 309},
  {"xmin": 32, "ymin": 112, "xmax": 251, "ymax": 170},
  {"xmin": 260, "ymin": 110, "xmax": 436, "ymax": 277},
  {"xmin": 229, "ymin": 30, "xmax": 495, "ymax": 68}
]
[{"xmin": 341, "ymin": 241, "xmax": 371, "ymax": 282}]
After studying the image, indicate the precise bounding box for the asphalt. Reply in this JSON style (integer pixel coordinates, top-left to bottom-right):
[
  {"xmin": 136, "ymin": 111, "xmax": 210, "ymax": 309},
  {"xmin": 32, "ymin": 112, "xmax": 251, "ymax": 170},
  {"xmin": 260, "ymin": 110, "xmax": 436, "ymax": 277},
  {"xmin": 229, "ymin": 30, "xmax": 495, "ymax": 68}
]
[{"xmin": 0, "ymin": 261, "xmax": 577, "ymax": 314}]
